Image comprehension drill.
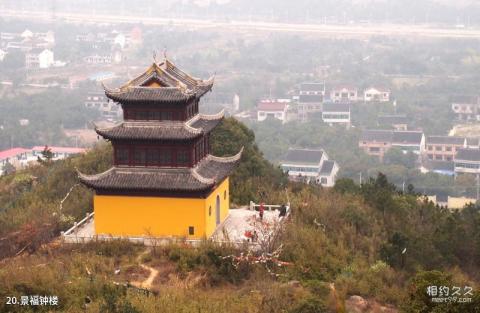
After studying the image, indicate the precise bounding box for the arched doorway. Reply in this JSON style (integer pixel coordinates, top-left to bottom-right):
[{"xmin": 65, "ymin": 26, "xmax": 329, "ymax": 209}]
[{"xmin": 216, "ymin": 195, "xmax": 221, "ymax": 226}]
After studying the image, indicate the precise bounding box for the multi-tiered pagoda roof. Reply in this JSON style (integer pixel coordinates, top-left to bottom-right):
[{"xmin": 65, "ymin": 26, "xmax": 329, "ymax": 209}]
[
  {"xmin": 94, "ymin": 111, "xmax": 224, "ymax": 141},
  {"xmin": 78, "ymin": 150, "xmax": 243, "ymax": 194},
  {"xmin": 78, "ymin": 58, "xmax": 242, "ymax": 196},
  {"xmin": 103, "ymin": 59, "xmax": 214, "ymax": 104}
]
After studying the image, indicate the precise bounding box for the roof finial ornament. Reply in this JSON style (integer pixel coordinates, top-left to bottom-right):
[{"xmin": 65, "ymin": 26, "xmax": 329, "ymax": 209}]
[
  {"xmin": 163, "ymin": 47, "xmax": 168, "ymax": 62},
  {"xmin": 153, "ymin": 50, "xmax": 158, "ymax": 64}
]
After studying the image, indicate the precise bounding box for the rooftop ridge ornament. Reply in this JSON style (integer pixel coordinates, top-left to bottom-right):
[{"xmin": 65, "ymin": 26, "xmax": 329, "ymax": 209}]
[{"xmin": 153, "ymin": 50, "xmax": 158, "ymax": 64}]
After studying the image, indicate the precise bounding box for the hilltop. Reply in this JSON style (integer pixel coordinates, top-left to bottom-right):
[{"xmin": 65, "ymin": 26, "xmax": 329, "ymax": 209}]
[{"xmin": 0, "ymin": 118, "xmax": 479, "ymax": 312}]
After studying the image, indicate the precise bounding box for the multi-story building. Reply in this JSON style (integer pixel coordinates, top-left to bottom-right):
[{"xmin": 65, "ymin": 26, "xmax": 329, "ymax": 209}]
[
  {"xmin": 83, "ymin": 55, "xmax": 112, "ymax": 64},
  {"xmin": 330, "ymin": 86, "xmax": 358, "ymax": 103},
  {"xmin": 364, "ymin": 87, "xmax": 391, "ymax": 102},
  {"xmin": 392, "ymin": 131, "xmax": 425, "ymax": 155},
  {"xmin": 85, "ymin": 92, "xmax": 122, "ymax": 119},
  {"xmin": 0, "ymin": 146, "xmax": 85, "ymax": 175},
  {"xmin": 360, "ymin": 130, "xmax": 425, "ymax": 159},
  {"xmin": 78, "ymin": 58, "xmax": 241, "ymax": 239},
  {"xmin": 25, "ymin": 48, "xmax": 54, "ymax": 69},
  {"xmin": 359, "ymin": 130, "xmax": 393, "ymax": 160},
  {"xmin": 454, "ymin": 148, "xmax": 480, "ymax": 176},
  {"xmin": 296, "ymin": 82, "xmax": 324, "ymax": 121},
  {"xmin": 29, "ymin": 146, "xmax": 86, "ymax": 162},
  {"xmin": 0, "ymin": 148, "xmax": 30, "ymax": 174},
  {"xmin": 280, "ymin": 148, "xmax": 339, "ymax": 186},
  {"xmin": 451, "ymin": 96, "xmax": 480, "ymax": 121},
  {"xmin": 321, "ymin": 102, "xmax": 350, "ymax": 127},
  {"xmin": 257, "ymin": 99, "xmax": 290, "ymax": 123},
  {"xmin": 425, "ymin": 136, "xmax": 466, "ymax": 161}
]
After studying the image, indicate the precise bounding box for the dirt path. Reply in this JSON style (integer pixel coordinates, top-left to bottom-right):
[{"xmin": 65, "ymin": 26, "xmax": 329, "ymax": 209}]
[{"xmin": 131, "ymin": 248, "xmax": 159, "ymax": 289}]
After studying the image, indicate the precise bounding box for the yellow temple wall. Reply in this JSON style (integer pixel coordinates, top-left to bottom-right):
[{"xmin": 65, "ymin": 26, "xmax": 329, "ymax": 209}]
[
  {"xmin": 204, "ymin": 178, "xmax": 230, "ymax": 237},
  {"xmin": 93, "ymin": 178, "xmax": 230, "ymax": 239}
]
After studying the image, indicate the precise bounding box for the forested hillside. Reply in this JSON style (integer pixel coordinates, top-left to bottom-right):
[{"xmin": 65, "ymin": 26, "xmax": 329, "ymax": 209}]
[{"xmin": 0, "ymin": 118, "xmax": 479, "ymax": 312}]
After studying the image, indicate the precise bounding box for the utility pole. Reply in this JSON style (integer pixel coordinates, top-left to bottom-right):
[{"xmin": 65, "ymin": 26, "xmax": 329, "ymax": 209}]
[
  {"xmin": 402, "ymin": 180, "xmax": 405, "ymax": 193},
  {"xmin": 359, "ymin": 172, "xmax": 362, "ymax": 185}
]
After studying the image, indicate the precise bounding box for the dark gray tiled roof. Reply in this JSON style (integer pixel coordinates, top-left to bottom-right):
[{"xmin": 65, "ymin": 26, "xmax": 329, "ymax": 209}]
[
  {"xmin": 425, "ymin": 160, "xmax": 455, "ymax": 172},
  {"xmin": 361, "ymin": 130, "xmax": 393, "ymax": 142},
  {"xmin": 392, "ymin": 131, "xmax": 423, "ymax": 144},
  {"xmin": 78, "ymin": 150, "xmax": 242, "ymax": 192},
  {"xmin": 298, "ymin": 94, "xmax": 323, "ymax": 103},
  {"xmin": 466, "ymin": 138, "xmax": 479, "ymax": 146},
  {"xmin": 281, "ymin": 149, "xmax": 323, "ymax": 165},
  {"xmin": 323, "ymin": 102, "xmax": 350, "ymax": 112},
  {"xmin": 79, "ymin": 167, "xmax": 213, "ymax": 191},
  {"xmin": 456, "ymin": 148, "xmax": 480, "ymax": 162},
  {"xmin": 300, "ymin": 83, "xmax": 324, "ymax": 92},
  {"xmin": 319, "ymin": 160, "xmax": 335, "ymax": 175},
  {"xmin": 95, "ymin": 114, "xmax": 223, "ymax": 141},
  {"xmin": 105, "ymin": 87, "xmax": 196, "ymax": 104},
  {"xmin": 190, "ymin": 116, "xmax": 223, "ymax": 133},
  {"xmin": 104, "ymin": 60, "xmax": 214, "ymax": 104},
  {"xmin": 378, "ymin": 115, "xmax": 408, "ymax": 125},
  {"xmin": 450, "ymin": 95, "xmax": 478, "ymax": 104},
  {"xmin": 427, "ymin": 136, "xmax": 465, "ymax": 145},
  {"xmin": 95, "ymin": 121, "xmax": 202, "ymax": 141}
]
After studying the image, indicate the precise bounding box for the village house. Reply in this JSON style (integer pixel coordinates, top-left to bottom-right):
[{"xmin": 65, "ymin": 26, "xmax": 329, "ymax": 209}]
[
  {"xmin": 25, "ymin": 48, "xmax": 54, "ymax": 69},
  {"xmin": 392, "ymin": 131, "xmax": 425, "ymax": 155},
  {"xmin": 83, "ymin": 54, "xmax": 112, "ymax": 64},
  {"xmin": 454, "ymin": 148, "xmax": 480, "ymax": 177},
  {"xmin": 0, "ymin": 146, "xmax": 85, "ymax": 175},
  {"xmin": 321, "ymin": 102, "xmax": 351, "ymax": 127},
  {"xmin": 451, "ymin": 96, "xmax": 480, "ymax": 121},
  {"xmin": 421, "ymin": 160, "xmax": 455, "ymax": 176},
  {"xmin": 280, "ymin": 148, "xmax": 339, "ymax": 186},
  {"xmin": 330, "ymin": 86, "xmax": 358, "ymax": 103},
  {"xmin": 364, "ymin": 87, "xmax": 391, "ymax": 102},
  {"xmin": 2, "ymin": 29, "xmax": 55, "ymax": 52},
  {"xmin": 257, "ymin": 99, "xmax": 290, "ymax": 123},
  {"xmin": 425, "ymin": 136, "xmax": 466, "ymax": 161},
  {"xmin": 359, "ymin": 130, "xmax": 425, "ymax": 159},
  {"xmin": 29, "ymin": 146, "xmax": 86, "ymax": 162},
  {"xmin": 85, "ymin": 92, "xmax": 122, "ymax": 119},
  {"xmin": 467, "ymin": 138, "xmax": 480, "ymax": 149},
  {"xmin": 377, "ymin": 114, "xmax": 409, "ymax": 131},
  {"xmin": 359, "ymin": 130, "xmax": 393, "ymax": 160},
  {"xmin": 295, "ymin": 82, "xmax": 325, "ymax": 122},
  {"xmin": 0, "ymin": 148, "xmax": 30, "ymax": 174},
  {"xmin": 317, "ymin": 160, "xmax": 340, "ymax": 187}
]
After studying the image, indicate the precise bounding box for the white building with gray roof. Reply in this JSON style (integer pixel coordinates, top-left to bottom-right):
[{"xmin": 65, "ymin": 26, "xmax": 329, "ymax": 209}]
[{"xmin": 280, "ymin": 148, "xmax": 339, "ymax": 187}]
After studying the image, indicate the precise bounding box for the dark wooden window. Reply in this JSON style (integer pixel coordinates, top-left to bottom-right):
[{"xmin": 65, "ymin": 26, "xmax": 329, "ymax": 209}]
[
  {"xmin": 116, "ymin": 148, "xmax": 129, "ymax": 165},
  {"xmin": 188, "ymin": 226, "xmax": 194, "ymax": 235},
  {"xmin": 148, "ymin": 111, "xmax": 156, "ymax": 120},
  {"xmin": 146, "ymin": 148, "xmax": 159, "ymax": 165},
  {"xmin": 137, "ymin": 111, "xmax": 149, "ymax": 120},
  {"xmin": 160, "ymin": 111, "xmax": 172, "ymax": 120},
  {"xmin": 159, "ymin": 149, "xmax": 172, "ymax": 165},
  {"xmin": 177, "ymin": 150, "xmax": 189, "ymax": 165},
  {"xmin": 134, "ymin": 148, "xmax": 146, "ymax": 165}
]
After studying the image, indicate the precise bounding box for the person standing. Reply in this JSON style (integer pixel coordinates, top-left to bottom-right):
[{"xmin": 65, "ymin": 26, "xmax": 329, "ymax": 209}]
[{"xmin": 259, "ymin": 202, "xmax": 265, "ymax": 221}]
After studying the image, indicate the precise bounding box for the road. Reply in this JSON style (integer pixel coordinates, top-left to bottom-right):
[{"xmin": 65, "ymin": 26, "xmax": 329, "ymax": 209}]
[{"xmin": 2, "ymin": 9, "xmax": 480, "ymax": 39}]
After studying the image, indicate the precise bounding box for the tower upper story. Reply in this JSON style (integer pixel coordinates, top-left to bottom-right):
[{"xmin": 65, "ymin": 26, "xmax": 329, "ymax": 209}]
[{"xmin": 104, "ymin": 58, "xmax": 214, "ymax": 122}]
